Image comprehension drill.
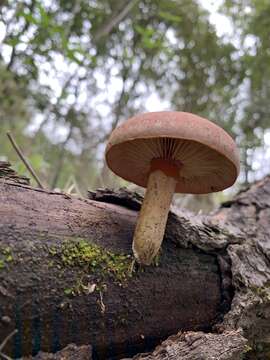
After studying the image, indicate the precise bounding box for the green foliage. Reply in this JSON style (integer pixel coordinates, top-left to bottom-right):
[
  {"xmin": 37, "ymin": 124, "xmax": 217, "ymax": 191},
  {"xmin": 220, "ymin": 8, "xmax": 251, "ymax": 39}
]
[
  {"xmin": 0, "ymin": 65, "xmax": 29, "ymax": 125},
  {"xmin": 222, "ymin": 0, "xmax": 270, "ymax": 182},
  {"xmin": 0, "ymin": 0, "xmax": 269, "ymax": 192}
]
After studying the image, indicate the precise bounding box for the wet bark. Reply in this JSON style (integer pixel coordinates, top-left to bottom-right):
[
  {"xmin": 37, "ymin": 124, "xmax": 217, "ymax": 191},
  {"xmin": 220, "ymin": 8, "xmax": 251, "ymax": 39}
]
[{"xmin": 0, "ymin": 174, "xmax": 270, "ymax": 360}]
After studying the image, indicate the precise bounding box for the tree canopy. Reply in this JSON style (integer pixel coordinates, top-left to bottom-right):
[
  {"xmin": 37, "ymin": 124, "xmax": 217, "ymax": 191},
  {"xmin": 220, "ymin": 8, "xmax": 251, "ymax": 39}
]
[{"xmin": 0, "ymin": 0, "xmax": 269, "ymax": 192}]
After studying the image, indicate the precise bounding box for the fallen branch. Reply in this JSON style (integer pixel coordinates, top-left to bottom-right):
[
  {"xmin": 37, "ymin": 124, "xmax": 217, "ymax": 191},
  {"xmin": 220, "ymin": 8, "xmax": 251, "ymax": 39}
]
[{"xmin": 6, "ymin": 132, "xmax": 44, "ymax": 189}]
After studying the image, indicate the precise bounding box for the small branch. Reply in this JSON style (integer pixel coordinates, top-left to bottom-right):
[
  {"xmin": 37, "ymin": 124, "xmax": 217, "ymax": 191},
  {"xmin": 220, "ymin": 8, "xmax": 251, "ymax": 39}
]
[
  {"xmin": 98, "ymin": 290, "xmax": 106, "ymax": 314},
  {"xmin": 6, "ymin": 47, "xmax": 16, "ymax": 71},
  {"xmin": 0, "ymin": 329, "xmax": 18, "ymax": 352},
  {"xmin": 94, "ymin": 0, "xmax": 139, "ymax": 41},
  {"xmin": 6, "ymin": 132, "xmax": 45, "ymax": 189},
  {"xmin": 0, "ymin": 351, "xmax": 13, "ymax": 360}
]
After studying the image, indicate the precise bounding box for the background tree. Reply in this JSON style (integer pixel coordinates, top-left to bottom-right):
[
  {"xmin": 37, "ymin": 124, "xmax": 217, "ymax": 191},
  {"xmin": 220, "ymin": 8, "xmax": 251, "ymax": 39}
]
[
  {"xmin": 0, "ymin": 0, "xmax": 269, "ymax": 205},
  {"xmin": 222, "ymin": 0, "xmax": 270, "ymax": 183}
]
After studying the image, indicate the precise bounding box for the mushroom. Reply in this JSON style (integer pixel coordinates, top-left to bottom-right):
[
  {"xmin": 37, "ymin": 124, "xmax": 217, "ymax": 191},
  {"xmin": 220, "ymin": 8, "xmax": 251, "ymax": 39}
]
[{"xmin": 105, "ymin": 111, "xmax": 240, "ymax": 265}]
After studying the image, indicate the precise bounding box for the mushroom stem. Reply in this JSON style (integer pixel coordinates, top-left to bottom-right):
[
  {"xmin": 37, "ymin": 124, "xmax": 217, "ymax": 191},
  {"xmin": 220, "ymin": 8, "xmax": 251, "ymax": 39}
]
[{"xmin": 132, "ymin": 169, "xmax": 177, "ymax": 265}]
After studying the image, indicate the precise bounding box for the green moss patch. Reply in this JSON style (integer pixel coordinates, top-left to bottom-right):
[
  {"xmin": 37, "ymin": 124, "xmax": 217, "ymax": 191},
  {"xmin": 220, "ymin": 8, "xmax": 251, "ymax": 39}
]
[
  {"xmin": 48, "ymin": 239, "xmax": 133, "ymax": 294},
  {"xmin": 0, "ymin": 246, "xmax": 13, "ymax": 270}
]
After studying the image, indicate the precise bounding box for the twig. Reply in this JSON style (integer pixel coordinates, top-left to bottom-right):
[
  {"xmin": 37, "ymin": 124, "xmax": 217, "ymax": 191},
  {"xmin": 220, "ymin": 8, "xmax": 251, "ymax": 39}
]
[
  {"xmin": 0, "ymin": 351, "xmax": 13, "ymax": 360},
  {"xmin": 94, "ymin": 0, "xmax": 139, "ymax": 41},
  {"xmin": 6, "ymin": 132, "xmax": 45, "ymax": 189},
  {"xmin": 98, "ymin": 290, "xmax": 106, "ymax": 314},
  {"xmin": 0, "ymin": 329, "xmax": 18, "ymax": 352}
]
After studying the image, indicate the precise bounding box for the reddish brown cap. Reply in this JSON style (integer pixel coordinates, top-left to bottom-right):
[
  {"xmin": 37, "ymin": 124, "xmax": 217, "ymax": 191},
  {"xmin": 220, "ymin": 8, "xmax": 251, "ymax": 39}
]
[{"xmin": 105, "ymin": 111, "xmax": 240, "ymax": 194}]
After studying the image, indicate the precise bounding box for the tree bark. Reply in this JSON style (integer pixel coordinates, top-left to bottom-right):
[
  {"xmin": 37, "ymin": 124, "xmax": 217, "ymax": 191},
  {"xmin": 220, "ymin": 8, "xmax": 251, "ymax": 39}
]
[{"xmin": 0, "ymin": 175, "xmax": 270, "ymax": 359}]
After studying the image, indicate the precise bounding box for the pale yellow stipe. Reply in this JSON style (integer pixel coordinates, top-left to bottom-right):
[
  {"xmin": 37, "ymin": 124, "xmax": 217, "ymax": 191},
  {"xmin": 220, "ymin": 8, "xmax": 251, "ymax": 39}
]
[{"xmin": 132, "ymin": 169, "xmax": 177, "ymax": 265}]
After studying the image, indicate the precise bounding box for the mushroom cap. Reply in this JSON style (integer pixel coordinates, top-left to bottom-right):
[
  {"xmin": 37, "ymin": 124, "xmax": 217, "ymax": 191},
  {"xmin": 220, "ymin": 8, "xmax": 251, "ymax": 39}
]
[{"xmin": 105, "ymin": 111, "xmax": 240, "ymax": 194}]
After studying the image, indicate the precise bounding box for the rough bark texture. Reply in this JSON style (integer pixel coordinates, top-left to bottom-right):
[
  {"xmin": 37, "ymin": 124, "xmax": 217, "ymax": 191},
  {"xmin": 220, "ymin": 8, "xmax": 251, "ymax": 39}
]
[
  {"xmin": 23, "ymin": 344, "xmax": 92, "ymax": 359},
  {"xmin": 123, "ymin": 330, "xmax": 247, "ymax": 360},
  {"xmin": 0, "ymin": 171, "xmax": 270, "ymax": 359},
  {"xmin": 0, "ymin": 161, "xmax": 30, "ymax": 185}
]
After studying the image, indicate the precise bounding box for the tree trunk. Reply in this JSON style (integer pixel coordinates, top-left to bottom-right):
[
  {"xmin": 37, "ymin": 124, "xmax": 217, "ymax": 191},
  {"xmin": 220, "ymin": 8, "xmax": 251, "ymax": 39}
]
[{"xmin": 0, "ymin": 175, "xmax": 270, "ymax": 360}]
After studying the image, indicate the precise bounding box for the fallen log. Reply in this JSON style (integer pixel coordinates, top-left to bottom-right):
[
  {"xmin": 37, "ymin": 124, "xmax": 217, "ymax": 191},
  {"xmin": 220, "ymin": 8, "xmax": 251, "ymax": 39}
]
[
  {"xmin": 0, "ymin": 174, "xmax": 270, "ymax": 359},
  {"xmin": 0, "ymin": 180, "xmax": 226, "ymax": 359}
]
